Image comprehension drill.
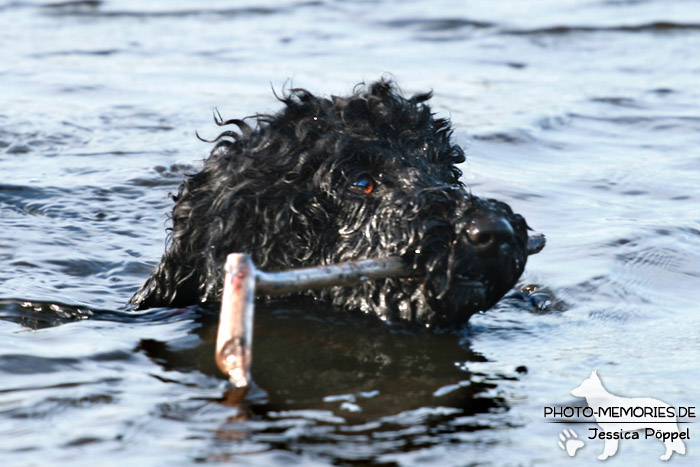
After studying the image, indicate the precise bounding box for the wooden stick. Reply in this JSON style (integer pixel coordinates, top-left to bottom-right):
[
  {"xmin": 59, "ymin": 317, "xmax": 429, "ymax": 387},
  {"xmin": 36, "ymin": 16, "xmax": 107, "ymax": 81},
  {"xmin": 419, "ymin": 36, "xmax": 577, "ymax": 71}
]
[
  {"xmin": 215, "ymin": 255, "xmax": 411, "ymax": 392},
  {"xmin": 251, "ymin": 232, "xmax": 542, "ymax": 295},
  {"xmin": 255, "ymin": 256, "xmax": 410, "ymax": 296},
  {"xmin": 215, "ymin": 254, "xmax": 256, "ymax": 389},
  {"xmin": 215, "ymin": 234, "xmax": 545, "ymax": 391}
]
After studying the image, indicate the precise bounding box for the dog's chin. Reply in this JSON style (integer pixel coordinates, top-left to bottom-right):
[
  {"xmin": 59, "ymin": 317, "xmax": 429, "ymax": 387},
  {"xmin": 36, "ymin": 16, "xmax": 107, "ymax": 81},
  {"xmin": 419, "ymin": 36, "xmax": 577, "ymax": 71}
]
[
  {"xmin": 431, "ymin": 278, "xmax": 488, "ymax": 327},
  {"xmin": 423, "ymin": 247, "xmax": 527, "ymax": 327}
]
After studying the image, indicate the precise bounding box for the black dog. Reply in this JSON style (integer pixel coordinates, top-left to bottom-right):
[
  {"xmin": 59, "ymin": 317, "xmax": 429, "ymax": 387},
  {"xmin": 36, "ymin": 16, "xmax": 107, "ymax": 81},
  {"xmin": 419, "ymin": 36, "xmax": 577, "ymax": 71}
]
[{"xmin": 130, "ymin": 80, "xmax": 534, "ymax": 328}]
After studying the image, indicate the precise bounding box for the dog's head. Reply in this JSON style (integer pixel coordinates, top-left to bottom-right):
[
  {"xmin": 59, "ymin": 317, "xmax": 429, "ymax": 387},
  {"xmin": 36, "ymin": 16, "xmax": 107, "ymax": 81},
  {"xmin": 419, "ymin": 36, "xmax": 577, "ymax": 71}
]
[{"xmin": 130, "ymin": 80, "xmax": 534, "ymax": 327}]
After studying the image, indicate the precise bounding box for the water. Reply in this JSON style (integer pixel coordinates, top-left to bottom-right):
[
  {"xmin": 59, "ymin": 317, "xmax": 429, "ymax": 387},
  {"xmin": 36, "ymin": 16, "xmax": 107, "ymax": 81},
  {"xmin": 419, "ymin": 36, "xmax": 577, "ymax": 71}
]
[{"xmin": 1, "ymin": 0, "xmax": 699, "ymax": 465}]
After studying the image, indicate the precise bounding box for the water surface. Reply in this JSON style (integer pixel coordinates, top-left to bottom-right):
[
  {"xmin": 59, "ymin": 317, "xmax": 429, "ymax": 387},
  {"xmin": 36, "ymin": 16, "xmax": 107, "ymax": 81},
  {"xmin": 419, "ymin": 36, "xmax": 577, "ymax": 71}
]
[{"xmin": 1, "ymin": 0, "xmax": 699, "ymax": 465}]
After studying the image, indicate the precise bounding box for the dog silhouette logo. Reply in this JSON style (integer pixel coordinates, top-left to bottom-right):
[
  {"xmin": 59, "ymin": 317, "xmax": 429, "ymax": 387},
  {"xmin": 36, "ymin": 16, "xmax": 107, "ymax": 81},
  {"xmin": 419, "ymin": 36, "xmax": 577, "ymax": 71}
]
[{"xmin": 570, "ymin": 370, "xmax": 687, "ymax": 461}]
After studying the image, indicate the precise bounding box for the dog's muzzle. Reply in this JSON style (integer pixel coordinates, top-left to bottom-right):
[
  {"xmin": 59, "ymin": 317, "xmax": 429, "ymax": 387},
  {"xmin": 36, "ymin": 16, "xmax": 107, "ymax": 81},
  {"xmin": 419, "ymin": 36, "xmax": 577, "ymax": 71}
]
[{"xmin": 420, "ymin": 202, "xmax": 535, "ymax": 326}]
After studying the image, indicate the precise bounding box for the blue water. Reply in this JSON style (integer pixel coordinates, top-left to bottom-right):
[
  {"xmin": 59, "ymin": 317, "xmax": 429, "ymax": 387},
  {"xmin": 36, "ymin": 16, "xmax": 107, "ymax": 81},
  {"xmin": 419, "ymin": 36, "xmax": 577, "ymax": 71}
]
[{"xmin": 1, "ymin": 0, "xmax": 699, "ymax": 465}]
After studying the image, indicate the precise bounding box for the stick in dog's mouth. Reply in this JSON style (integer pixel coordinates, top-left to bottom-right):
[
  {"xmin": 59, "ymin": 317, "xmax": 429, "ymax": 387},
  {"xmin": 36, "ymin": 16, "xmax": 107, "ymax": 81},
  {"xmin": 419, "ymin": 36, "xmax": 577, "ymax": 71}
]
[{"xmin": 216, "ymin": 234, "xmax": 545, "ymax": 396}]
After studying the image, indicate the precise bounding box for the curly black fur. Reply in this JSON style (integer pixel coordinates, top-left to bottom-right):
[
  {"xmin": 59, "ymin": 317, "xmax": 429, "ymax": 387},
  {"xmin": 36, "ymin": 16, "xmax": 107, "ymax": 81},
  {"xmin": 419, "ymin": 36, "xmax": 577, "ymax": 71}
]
[{"xmin": 130, "ymin": 80, "xmax": 530, "ymax": 327}]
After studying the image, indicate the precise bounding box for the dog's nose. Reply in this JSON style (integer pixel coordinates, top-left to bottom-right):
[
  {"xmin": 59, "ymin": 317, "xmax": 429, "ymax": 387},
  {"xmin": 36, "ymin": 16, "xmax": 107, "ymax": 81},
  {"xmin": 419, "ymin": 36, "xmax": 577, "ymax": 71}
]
[{"xmin": 467, "ymin": 216, "xmax": 514, "ymax": 257}]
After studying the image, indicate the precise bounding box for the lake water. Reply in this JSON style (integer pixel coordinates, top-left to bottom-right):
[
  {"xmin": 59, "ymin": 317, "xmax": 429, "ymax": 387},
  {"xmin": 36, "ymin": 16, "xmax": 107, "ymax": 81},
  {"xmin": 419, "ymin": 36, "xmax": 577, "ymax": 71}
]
[{"xmin": 1, "ymin": 0, "xmax": 699, "ymax": 465}]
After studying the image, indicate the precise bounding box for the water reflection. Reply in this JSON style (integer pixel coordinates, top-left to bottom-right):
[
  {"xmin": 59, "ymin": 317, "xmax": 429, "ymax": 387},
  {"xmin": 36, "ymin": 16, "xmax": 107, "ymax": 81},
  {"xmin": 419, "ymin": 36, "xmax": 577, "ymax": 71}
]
[{"xmin": 134, "ymin": 301, "xmax": 516, "ymax": 462}]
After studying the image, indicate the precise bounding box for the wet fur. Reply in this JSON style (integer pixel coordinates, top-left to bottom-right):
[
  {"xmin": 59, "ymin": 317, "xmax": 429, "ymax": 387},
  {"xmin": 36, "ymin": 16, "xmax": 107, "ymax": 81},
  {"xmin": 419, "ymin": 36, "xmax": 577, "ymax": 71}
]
[{"xmin": 130, "ymin": 80, "xmax": 529, "ymax": 327}]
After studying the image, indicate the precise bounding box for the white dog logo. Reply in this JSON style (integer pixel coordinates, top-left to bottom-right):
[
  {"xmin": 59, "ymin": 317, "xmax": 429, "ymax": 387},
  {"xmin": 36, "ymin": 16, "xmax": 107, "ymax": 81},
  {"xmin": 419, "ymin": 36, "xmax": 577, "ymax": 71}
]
[{"xmin": 571, "ymin": 370, "xmax": 687, "ymax": 461}]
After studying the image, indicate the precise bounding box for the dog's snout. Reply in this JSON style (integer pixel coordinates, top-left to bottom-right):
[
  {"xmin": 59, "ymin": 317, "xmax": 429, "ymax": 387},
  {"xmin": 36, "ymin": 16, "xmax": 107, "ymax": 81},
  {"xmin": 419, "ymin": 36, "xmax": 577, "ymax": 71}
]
[{"xmin": 467, "ymin": 216, "xmax": 514, "ymax": 256}]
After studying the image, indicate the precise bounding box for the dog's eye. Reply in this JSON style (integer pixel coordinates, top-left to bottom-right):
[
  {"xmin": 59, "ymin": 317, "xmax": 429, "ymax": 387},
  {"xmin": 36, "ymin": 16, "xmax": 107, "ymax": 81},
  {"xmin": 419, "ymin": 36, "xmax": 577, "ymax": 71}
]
[{"xmin": 349, "ymin": 176, "xmax": 375, "ymax": 195}]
